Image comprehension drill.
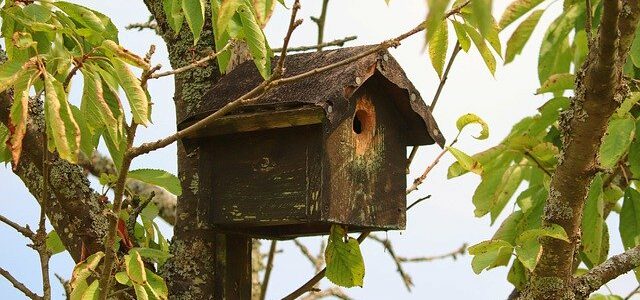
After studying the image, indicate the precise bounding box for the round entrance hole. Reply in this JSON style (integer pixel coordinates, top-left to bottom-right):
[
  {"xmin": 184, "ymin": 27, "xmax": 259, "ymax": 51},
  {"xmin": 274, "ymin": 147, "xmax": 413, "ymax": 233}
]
[{"xmin": 352, "ymin": 109, "xmax": 371, "ymax": 135}]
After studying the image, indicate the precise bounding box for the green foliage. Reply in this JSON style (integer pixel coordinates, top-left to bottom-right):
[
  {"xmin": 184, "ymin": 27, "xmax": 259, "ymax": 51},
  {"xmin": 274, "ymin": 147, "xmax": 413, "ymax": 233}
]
[
  {"xmin": 45, "ymin": 230, "xmax": 66, "ymax": 255},
  {"xmin": 599, "ymin": 115, "xmax": 635, "ymax": 169},
  {"xmin": 535, "ymin": 73, "xmax": 575, "ymax": 94},
  {"xmin": 325, "ymin": 225, "xmax": 365, "ymax": 288},
  {"xmin": 456, "ymin": 113, "xmax": 490, "ymax": 140},
  {"xmin": 128, "ymin": 169, "xmax": 182, "ymax": 196},
  {"xmin": 182, "ymin": 0, "xmax": 206, "ymax": 44},
  {"xmin": 505, "ymin": 9, "xmax": 543, "ymax": 64},
  {"xmin": 429, "ymin": 20, "xmax": 448, "ymax": 77},
  {"xmin": 581, "ymin": 175, "xmax": 605, "ymax": 265}
]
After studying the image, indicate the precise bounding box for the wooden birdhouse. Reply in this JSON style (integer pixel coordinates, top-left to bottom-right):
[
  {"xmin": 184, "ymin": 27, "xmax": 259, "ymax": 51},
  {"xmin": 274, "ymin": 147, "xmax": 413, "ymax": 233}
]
[{"xmin": 178, "ymin": 45, "xmax": 444, "ymax": 239}]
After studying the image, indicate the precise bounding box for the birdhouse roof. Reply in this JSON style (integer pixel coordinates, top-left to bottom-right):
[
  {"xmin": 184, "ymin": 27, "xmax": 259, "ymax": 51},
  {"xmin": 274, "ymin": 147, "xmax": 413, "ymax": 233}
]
[{"xmin": 179, "ymin": 45, "xmax": 444, "ymax": 146}]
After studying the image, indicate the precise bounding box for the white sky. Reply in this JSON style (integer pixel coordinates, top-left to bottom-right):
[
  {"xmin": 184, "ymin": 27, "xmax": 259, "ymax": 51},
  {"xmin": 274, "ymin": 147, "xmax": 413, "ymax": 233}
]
[{"xmin": 1, "ymin": 0, "xmax": 639, "ymax": 299}]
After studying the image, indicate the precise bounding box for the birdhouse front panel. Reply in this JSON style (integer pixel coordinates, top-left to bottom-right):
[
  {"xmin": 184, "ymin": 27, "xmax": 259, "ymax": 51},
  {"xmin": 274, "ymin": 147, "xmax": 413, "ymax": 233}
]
[
  {"xmin": 322, "ymin": 76, "xmax": 407, "ymax": 230},
  {"xmin": 200, "ymin": 124, "xmax": 324, "ymax": 228}
]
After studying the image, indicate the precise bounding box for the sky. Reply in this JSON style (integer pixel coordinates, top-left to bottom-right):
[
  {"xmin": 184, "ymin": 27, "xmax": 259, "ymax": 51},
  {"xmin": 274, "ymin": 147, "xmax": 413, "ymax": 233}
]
[{"xmin": 1, "ymin": 0, "xmax": 639, "ymax": 299}]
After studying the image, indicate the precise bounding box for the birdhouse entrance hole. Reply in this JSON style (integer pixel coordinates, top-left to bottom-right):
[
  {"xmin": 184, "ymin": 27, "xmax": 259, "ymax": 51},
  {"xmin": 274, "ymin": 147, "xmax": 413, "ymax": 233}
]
[{"xmin": 354, "ymin": 97, "xmax": 376, "ymax": 155}]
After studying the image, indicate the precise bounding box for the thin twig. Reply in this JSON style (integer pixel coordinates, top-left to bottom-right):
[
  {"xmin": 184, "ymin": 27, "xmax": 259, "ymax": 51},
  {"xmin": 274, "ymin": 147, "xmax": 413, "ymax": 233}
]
[
  {"xmin": 0, "ymin": 214, "xmax": 35, "ymax": 239},
  {"xmin": 368, "ymin": 234, "xmax": 413, "ymax": 291},
  {"xmin": 272, "ymin": 36, "xmax": 357, "ymax": 53},
  {"xmin": 98, "ymin": 122, "xmax": 138, "ymax": 300},
  {"xmin": 260, "ymin": 240, "xmax": 277, "ymax": 300},
  {"xmin": 293, "ymin": 239, "xmax": 318, "ymax": 268},
  {"xmin": 429, "ymin": 42, "xmax": 461, "ymax": 111},
  {"xmin": 274, "ymin": 0, "xmax": 303, "ymax": 77},
  {"xmin": 0, "ymin": 267, "xmax": 42, "ymax": 300},
  {"xmin": 407, "ymin": 195, "xmax": 431, "ymax": 211},
  {"xmin": 149, "ymin": 42, "xmax": 233, "ymax": 79},
  {"xmin": 406, "ymin": 146, "xmax": 420, "ymax": 173},
  {"xmin": 311, "ymin": 0, "xmax": 330, "ymax": 51},
  {"xmin": 625, "ymin": 284, "xmax": 640, "ymax": 300},
  {"xmin": 55, "ymin": 274, "xmax": 71, "ymax": 298},
  {"xmin": 523, "ymin": 150, "xmax": 553, "ymax": 177},
  {"xmin": 406, "ymin": 146, "xmax": 450, "ymax": 195},
  {"xmin": 38, "ymin": 135, "xmax": 51, "ymax": 300}
]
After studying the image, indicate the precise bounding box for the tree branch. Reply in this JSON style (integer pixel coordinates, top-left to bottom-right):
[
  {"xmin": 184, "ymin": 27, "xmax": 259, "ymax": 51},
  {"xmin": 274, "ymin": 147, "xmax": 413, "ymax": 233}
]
[
  {"xmin": 272, "ymin": 36, "xmax": 357, "ymax": 53},
  {"xmin": 0, "ymin": 267, "xmax": 42, "ymax": 300},
  {"xmin": 530, "ymin": 0, "xmax": 640, "ymax": 297},
  {"xmin": 574, "ymin": 245, "xmax": 640, "ymax": 298}
]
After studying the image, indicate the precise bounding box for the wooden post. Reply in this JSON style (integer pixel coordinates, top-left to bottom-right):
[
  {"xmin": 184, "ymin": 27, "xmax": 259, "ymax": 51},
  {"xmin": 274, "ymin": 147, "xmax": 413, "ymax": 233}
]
[{"xmin": 214, "ymin": 233, "xmax": 252, "ymax": 299}]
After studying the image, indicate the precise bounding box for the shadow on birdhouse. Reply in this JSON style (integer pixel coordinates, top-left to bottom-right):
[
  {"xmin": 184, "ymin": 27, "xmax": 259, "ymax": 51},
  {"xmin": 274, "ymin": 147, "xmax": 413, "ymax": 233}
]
[{"xmin": 178, "ymin": 45, "xmax": 445, "ymax": 239}]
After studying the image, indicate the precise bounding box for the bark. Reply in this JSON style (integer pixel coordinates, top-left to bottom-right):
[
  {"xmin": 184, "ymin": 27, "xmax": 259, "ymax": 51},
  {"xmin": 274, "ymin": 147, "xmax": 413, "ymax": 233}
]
[
  {"xmin": 524, "ymin": 1, "xmax": 640, "ymax": 299},
  {"xmin": 142, "ymin": 1, "xmax": 222, "ymax": 298},
  {"xmin": 0, "ymin": 93, "xmax": 109, "ymax": 261}
]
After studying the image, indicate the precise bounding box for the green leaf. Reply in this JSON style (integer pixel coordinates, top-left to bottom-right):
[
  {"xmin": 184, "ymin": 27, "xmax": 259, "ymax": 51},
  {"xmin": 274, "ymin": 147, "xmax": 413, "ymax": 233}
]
[
  {"xmin": 456, "ymin": 113, "xmax": 489, "ymax": 140},
  {"xmin": 211, "ymin": 0, "xmax": 233, "ymax": 73},
  {"xmin": 46, "ymin": 231, "xmax": 66, "ymax": 255},
  {"xmin": 128, "ymin": 169, "xmax": 183, "ymax": 196},
  {"xmin": 620, "ymin": 190, "xmax": 640, "ymax": 281},
  {"xmin": 145, "ymin": 268, "xmax": 169, "ymax": 300},
  {"xmin": 451, "ymin": 20, "xmax": 471, "ymax": 52},
  {"xmin": 535, "ymin": 73, "xmax": 575, "ymax": 94},
  {"xmin": 505, "ymin": 10, "xmax": 544, "ymax": 64},
  {"xmin": 0, "ymin": 59, "xmax": 35, "ymax": 94},
  {"xmin": 447, "ymin": 145, "xmax": 506, "ymax": 178},
  {"xmin": 599, "ymin": 115, "xmax": 635, "ymax": 169},
  {"xmin": 134, "ymin": 283, "xmax": 149, "ymax": 300},
  {"xmin": 468, "ymin": 240, "xmax": 513, "ymax": 274},
  {"xmin": 182, "ymin": 0, "xmax": 206, "ymax": 44},
  {"xmin": 23, "ymin": 3, "xmax": 52, "ymax": 23},
  {"xmin": 471, "ymin": 0, "xmax": 493, "ymax": 37},
  {"xmin": 8, "ymin": 69, "xmax": 35, "ymax": 166},
  {"xmin": 131, "ymin": 247, "xmax": 173, "ymax": 263},
  {"xmin": 80, "ymin": 68, "xmax": 118, "ymax": 139},
  {"xmin": 238, "ymin": 4, "xmax": 271, "ymax": 79},
  {"xmin": 126, "ymin": 251, "xmax": 147, "ymax": 285},
  {"xmin": 44, "ymin": 72, "xmax": 81, "ymax": 163},
  {"xmin": 53, "ymin": 2, "xmax": 106, "ymax": 33},
  {"xmin": 425, "ymin": 0, "xmax": 450, "ymax": 44},
  {"xmin": 0, "ymin": 124, "xmax": 11, "ymax": 163},
  {"xmin": 582, "ymin": 174, "xmax": 604, "ymax": 265},
  {"xmin": 515, "ymin": 224, "xmax": 569, "ymax": 270},
  {"xmin": 448, "ymin": 147, "xmax": 482, "ymax": 175},
  {"xmin": 616, "ymin": 92, "xmax": 640, "ymax": 118},
  {"xmin": 102, "ymin": 40, "xmax": 151, "ymax": 70},
  {"xmin": 463, "ymin": 23, "xmax": 496, "ymax": 75},
  {"xmin": 80, "ymin": 280, "xmax": 100, "ymax": 300},
  {"xmin": 429, "ymin": 20, "xmax": 448, "ymax": 77},
  {"xmin": 252, "ymin": 0, "xmax": 276, "ymax": 27},
  {"xmin": 538, "ymin": 4, "xmax": 581, "ymax": 82},
  {"xmin": 111, "ymin": 58, "xmax": 150, "ymax": 125},
  {"xmin": 325, "ymin": 225, "xmax": 365, "ymax": 288},
  {"xmin": 499, "ymin": 0, "xmax": 544, "ymax": 29},
  {"xmin": 163, "ymin": 0, "xmax": 184, "ymax": 34},
  {"xmin": 507, "ymin": 259, "xmax": 527, "ymax": 290},
  {"xmin": 70, "ymin": 252, "xmax": 105, "ymax": 290},
  {"xmin": 217, "ymin": 0, "xmax": 242, "ymax": 35},
  {"xmin": 589, "ymin": 294, "xmax": 623, "ymax": 300},
  {"xmin": 70, "ymin": 105, "xmax": 96, "ymax": 156},
  {"xmin": 630, "ymin": 26, "xmax": 640, "ymax": 68},
  {"xmin": 473, "ymin": 165, "xmax": 524, "ymax": 223},
  {"xmin": 115, "ymin": 272, "xmax": 131, "ymax": 286},
  {"xmin": 620, "ymin": 188, "xmax": 640, "ymax": 250}
]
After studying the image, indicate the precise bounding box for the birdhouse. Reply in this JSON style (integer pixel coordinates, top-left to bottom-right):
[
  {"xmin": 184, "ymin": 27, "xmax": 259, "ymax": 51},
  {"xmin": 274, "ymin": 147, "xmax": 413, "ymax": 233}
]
[{"xmin": 178, "ymin": 45, "xmax": 444, "ymax": 239}]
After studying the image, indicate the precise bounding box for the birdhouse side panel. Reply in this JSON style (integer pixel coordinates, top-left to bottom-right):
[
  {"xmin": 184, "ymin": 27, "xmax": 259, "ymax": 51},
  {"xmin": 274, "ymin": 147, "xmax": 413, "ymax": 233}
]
[
  {"xmin": 202, "ymin": 125, "xmax": 323, "ymax": 227},
  {"xmin": 322, "ymin": 84, "xmax": 408, "ymax": 230}
]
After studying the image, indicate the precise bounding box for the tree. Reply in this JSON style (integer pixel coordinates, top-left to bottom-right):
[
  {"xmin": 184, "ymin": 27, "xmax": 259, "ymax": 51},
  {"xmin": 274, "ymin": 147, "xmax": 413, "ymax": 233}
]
[{"xmin": 1, "ymin": 0, "xmax": 640, "ymax": 299}]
